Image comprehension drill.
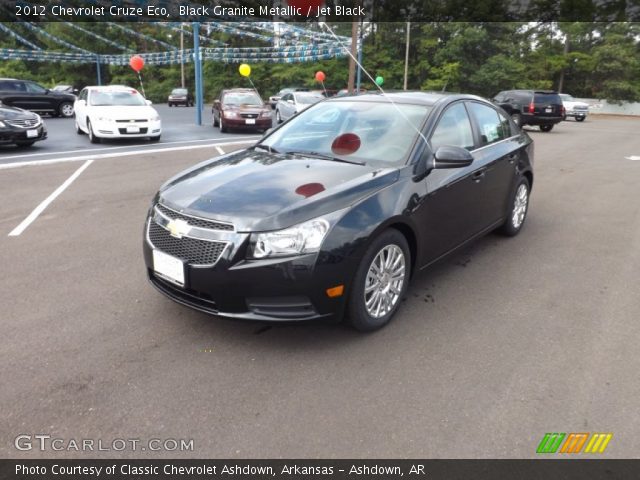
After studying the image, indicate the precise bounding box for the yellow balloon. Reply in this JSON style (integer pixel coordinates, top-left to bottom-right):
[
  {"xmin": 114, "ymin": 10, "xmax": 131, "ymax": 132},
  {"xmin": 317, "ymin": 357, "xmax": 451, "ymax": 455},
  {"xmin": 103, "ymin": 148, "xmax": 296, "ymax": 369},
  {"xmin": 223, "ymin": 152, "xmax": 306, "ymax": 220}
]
[{"xmin": 239, "ymin": 64, "xmax": 251, "ymax": 77}]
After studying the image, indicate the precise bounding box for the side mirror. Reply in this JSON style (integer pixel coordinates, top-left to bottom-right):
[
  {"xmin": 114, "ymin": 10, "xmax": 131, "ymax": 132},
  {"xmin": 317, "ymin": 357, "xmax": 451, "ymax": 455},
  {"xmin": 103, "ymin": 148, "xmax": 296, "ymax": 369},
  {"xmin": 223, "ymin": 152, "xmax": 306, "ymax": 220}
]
[
  {"xmin": 433, "ymin": 145, "xmax": 474, "ymax": 169},
  {"xmin": 287, "ymin": 99, "xmax": 294, "ymax": 104},
  {"xmin": 76, "ymin": 99, "xmax": 86, "ymax": 106},
  {"xmin": 73, "ymin": 89, "xmax": 79, "ymax": 95},
  {"xmin": 213, "ymin": 100, "xmax": 221, "ymax": 107},
  {"xmin": 146, "ymin": 99, "xmax": 153, "ymax": 105}
]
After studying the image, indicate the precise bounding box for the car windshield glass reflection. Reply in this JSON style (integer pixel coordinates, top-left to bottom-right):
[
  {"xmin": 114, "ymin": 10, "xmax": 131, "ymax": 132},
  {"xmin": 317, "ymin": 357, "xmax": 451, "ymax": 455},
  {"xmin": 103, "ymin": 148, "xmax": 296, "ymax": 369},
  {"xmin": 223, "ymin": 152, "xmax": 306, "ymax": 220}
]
[
  {"xmin": 90, "ymin": 91, "xmax": 146, "ymax": 106},
  {"xmin": 224, "ymin": 93, "xmax": 262, "ymax": 106},
  {"xmin": 296, "ymin": 94, "xmax": 324, "ymax": 104},
  {"xmin": 261, "ymin": 101, "xmax": 429, "ymax": 166},
  {"xmin": 172, "ymin": 89, "xmax": 188, "ymax": 95}
]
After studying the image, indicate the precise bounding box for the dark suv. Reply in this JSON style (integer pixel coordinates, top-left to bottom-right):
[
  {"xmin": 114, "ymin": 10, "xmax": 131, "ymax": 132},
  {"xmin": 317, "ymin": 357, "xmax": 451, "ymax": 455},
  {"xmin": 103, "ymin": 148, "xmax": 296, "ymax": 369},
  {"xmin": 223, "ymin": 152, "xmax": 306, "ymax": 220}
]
[
  {"xmin": 493, "ymin": 90, "xmax": 564, "ymax": 132},
  {"xmin": 0, "ymin": 78, "xmax": 76, "ymax": 118}
]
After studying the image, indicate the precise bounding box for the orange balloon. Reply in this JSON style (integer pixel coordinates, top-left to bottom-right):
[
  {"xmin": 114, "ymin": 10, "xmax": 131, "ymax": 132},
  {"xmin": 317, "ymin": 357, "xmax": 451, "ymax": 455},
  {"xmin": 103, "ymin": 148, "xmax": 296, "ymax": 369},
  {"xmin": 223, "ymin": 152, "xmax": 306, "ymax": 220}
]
[
  {"xmin": 315, "ymin": 71, "xmax": 326, "ymax": 82},
  {"xmin": 129, "ymin": 55, "xmax": 144, "ymax": 73}
]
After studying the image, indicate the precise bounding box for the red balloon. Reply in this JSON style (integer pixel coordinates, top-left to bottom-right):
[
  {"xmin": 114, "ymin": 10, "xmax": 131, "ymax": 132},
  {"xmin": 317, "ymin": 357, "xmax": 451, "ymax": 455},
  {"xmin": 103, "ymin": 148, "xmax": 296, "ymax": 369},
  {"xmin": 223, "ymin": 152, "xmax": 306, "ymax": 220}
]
[
  {"xmin": 315, "ymin": 71, "xmax": 326, "ymax": 82},
  {"xmin": 295, "ymin": 183, "xmax": 325, "ymax": 198},
  {"xmin": 129, "ymin": 55, "xmax": 144, "ymax": 73}
]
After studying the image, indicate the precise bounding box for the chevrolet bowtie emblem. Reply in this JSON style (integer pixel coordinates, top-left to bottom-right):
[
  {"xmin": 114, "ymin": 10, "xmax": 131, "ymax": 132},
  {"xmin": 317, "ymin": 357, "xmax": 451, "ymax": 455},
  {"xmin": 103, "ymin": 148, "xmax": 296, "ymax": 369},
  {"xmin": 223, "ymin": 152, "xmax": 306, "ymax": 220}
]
[{"xmin": 167, "ymin": 218, "xmax": 190, "ymax": 239}]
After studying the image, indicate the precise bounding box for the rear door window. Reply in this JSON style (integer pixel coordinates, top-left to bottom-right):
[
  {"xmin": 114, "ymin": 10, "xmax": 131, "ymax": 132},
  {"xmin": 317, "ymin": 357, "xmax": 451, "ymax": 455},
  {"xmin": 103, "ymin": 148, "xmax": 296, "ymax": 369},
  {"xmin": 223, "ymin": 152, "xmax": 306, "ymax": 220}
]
[{"xmin": 468, "ymin": 102, "xmax": 508, "ymax": 146}]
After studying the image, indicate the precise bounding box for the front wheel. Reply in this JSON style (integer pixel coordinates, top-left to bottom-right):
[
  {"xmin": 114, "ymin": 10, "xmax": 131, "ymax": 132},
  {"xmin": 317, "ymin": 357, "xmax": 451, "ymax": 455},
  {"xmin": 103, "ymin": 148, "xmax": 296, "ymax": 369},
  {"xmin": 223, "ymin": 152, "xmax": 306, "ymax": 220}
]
[
  {"xmin": 220, "ymin": 116, "xmax": 228, "ymax": 133},
  {"xmin": 498, "ymin": 177, "xmax": 530, "ymax": 237},
  {"xmin": 59, "ymin": 102, "xmax": 74, "ymax": 118},
  {"xmin": 575, "ymin": 116, "xmax": 586, "ymax": 122},
  {"xmin": 347, "ymin": 229, "xmax": 411, "ymax": 332},
  {"xmin": 87, "ymin": 120, "xmax": 100, "ymax": 144},
  {"xmin": 276, "ymin": 109, "xmax": 282, "ymax": 124},
  {"xmin": 75, "ymin": 120, "xmax": 84, "ymax": 134},
  {"xmin": 16, "ymin": 141, "xmax": 35, "ymax": 147},
  {"xmin": 540, "ymin": 124, "xmax": 554, "ymax": 132}
]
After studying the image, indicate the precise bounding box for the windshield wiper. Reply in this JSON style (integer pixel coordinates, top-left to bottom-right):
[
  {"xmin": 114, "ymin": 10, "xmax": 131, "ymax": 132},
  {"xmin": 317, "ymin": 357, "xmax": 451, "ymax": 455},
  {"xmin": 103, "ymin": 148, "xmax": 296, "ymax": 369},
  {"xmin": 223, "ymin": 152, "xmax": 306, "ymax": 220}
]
[
  {"xmin": 253, "ymin": 144, "xmax": 280, "ymax": 154},
  {"xmin": 284, "ymin": 150, "xmax": 365, "ymax": 166}
]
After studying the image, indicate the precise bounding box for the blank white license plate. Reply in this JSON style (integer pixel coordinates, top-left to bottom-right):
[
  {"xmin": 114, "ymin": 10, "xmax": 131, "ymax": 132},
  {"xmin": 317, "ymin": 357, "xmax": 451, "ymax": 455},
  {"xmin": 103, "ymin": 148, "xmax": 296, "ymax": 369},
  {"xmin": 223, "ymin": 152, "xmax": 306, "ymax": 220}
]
[
  {"xmin": 126, "ymin": 126, "xmax": 140, "ymax": 133},
  {"xmin": 245, "ymin": 118, "xmax": 256, "ymax": 125},
  {"xmin": 26, "ymin": 129, "xmax": 38, "ymax": 138},
  {"xmin": 153, "ymin": 250, "xmax": 184, "ymax": 286},
  {"xmin": 545, "ymin": 107, "xmax": 553, "ymax": 113}
]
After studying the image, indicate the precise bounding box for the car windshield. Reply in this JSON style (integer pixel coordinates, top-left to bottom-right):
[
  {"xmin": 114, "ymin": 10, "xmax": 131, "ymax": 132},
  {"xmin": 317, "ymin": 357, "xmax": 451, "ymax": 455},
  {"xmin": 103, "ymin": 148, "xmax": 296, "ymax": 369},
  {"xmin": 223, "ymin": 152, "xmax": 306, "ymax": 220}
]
[
  {"xmin": 224, "ymin": 92, "xmax": 262, "ymax": 106},
  {"xmin": 260, "ymin": 100, "xmax": 430, "ymax": 167},
  {"xmin": 90, "ymin": 90, "xmax": 146, "ymax": 106},
  {"xmin": 559, "ymin": 94, "xmax": 573, "ymax": 101},
  {"xmin": 172, "ymin": 88, "xmax": 188, "ymax": 95},
  {"xmin": 296, "ymin": 93, "xmax": 324, "ymax": 104},
  {"xmin": 53, "ymin": 85, "xmax": 71, "ymax": 91}
]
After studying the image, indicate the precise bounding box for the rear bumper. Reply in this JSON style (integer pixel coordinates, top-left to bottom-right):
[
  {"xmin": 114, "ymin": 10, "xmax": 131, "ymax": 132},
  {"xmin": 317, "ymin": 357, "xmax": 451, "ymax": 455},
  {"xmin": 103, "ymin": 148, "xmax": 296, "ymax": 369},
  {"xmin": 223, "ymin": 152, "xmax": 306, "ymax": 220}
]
[{"xmin": 522, "ymin": 114, "xmax": 563, "ymax": 126}]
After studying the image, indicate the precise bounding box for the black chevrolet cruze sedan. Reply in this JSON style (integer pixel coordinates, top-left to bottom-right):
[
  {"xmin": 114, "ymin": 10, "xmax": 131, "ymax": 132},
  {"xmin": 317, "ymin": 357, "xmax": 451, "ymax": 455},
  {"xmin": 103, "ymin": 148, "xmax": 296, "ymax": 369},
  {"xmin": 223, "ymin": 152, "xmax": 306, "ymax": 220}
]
[
  {"xmin": 143, "ymin": 92, "xmax": 534, "ymax": 331},
  {"xmin": 0, "ymin": 103, "xmax": 47, "ymax": 147}
]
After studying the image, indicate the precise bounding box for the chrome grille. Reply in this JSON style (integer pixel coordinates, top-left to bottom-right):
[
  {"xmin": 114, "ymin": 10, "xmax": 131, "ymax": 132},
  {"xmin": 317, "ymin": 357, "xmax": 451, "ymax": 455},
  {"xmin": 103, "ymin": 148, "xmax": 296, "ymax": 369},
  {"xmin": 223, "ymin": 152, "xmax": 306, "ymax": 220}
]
[
  {"xmin": 156, "ymin": 204, "xmax": 234, "ymax": 231},
  {"xmin": 115, "ymin": 119, "xmax": 147, "ymax": 123},
  {"xmin": 6, "ymin": 118, "xmax": 39, "ymax": 128},
  {"xmin": 148, "ymin": 220, "xmax": 227, "ymax": 265}
]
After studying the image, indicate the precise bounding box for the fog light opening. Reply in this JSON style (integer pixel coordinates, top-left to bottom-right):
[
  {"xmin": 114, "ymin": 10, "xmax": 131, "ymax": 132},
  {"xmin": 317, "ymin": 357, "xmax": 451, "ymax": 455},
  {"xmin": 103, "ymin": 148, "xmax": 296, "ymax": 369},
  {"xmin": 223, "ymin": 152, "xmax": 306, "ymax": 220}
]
[{"xmin": 326, "ymin": 285, "xmax": 344, "ymax": 298}]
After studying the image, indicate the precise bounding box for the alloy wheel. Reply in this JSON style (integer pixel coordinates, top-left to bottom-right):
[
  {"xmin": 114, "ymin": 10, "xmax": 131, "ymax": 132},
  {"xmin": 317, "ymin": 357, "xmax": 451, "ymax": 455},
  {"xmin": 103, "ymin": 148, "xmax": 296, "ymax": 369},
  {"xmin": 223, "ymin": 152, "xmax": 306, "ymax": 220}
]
[
  {"xmin": 512, "ymin": 183, "xmax": 529, "ymax": 229},
  {"xmin": 364, "ymin": 245, "xmax": 406, "ymax": 318}
]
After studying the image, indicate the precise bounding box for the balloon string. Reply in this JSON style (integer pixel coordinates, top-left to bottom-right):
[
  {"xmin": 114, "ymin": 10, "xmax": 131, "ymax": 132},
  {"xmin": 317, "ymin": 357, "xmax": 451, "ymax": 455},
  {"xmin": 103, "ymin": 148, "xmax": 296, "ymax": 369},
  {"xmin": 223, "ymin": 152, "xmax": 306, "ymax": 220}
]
[
  {"xmin": 321, "ymin": 80, "xmax": 327, "ymax": 97},
  {"xmin": 137, "ymin": 72, "xmax": 146, "ymax": 98},
  {"xmin": 247, "ymin": 77, "xmax": 260, "ymax": 99}
]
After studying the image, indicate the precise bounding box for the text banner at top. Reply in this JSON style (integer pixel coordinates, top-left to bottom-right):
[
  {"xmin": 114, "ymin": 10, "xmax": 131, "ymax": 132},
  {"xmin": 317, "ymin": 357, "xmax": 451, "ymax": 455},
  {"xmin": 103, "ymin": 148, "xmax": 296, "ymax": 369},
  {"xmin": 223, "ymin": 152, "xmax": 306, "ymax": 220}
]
[{"xmin": 2, "ymin": 0, "xmax": 639, "ymax": 22}]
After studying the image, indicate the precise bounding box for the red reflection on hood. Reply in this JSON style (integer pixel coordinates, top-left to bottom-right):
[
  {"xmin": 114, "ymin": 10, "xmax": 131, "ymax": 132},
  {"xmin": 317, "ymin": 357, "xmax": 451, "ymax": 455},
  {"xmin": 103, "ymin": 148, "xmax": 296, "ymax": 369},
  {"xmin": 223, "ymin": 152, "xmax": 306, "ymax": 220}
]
[
  {"xmin": 295, "ymin": 182, "xmax": 326, "ymax": 198},
  {"xmin": 331, "ymin": 133, "xmax": 361, "ymax": 156}
]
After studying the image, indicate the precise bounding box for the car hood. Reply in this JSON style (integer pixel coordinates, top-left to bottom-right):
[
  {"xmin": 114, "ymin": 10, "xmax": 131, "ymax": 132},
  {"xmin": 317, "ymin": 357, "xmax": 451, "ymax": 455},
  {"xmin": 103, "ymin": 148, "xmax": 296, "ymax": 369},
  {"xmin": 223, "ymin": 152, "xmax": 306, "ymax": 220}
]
[
  {"xmin": 82, "ymin": 105, "xmax": 158, "ymax": 119},
  {"xmin": 0, "ymin": 105, "xmax": 37, "ymax": 120},
  {"xmin": 564, "ymin": 100, "xmax": 589, "ymax": 108},
  {"xmin": 224, "ymin": 104, "xmax": 268, "ymax": 113},
  {"xmin": 158, "ymin": 150, "xmax": 399, "ymax": 232}
]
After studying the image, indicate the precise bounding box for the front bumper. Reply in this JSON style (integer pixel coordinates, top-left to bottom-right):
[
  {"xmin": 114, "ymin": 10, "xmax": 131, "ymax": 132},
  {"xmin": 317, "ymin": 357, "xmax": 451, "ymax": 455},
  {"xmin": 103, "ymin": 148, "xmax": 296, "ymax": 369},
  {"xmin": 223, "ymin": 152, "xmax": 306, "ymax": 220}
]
[
  {"xmin": 566, "ymin": 109, "xmax": 588, "ymax": 117},
  {"xmin": 0, "ymin": 124, "xmax": 47, "ymax": 144},
  {"xmin": 93, "ymin": 119, "xmax": 161, "ymax": 138},
  {"xmin": 222, "ymin": 116, "xmax": 272, "ymax": 130},
  {"xmin": 142, "ymin": 212, "xmax": 348, "ymax": 323}
]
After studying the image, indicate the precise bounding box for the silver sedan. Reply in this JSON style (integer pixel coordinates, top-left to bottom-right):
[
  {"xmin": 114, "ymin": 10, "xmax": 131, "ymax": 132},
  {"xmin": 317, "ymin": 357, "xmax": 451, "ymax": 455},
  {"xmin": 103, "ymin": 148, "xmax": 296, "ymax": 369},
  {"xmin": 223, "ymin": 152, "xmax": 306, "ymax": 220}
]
[{"xmin": 275, "ymin": 92, "xmax": 325, "ymax": 124}]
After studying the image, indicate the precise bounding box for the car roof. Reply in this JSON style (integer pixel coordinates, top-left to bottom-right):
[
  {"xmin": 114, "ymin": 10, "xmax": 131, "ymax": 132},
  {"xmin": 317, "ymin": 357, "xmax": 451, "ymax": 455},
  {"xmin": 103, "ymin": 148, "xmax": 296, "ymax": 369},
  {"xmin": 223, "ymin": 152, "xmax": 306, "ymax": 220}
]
[
  {"xmin": 329, "ymin": 90, "xmax": 488, "ymax": 107},
  {"xmin": 86, "ymin": 86, "xmax": 137, "ymax": 91},
  {"xmin": 223, "ymin": 88, "xmax": 259, "ymax": 93}
]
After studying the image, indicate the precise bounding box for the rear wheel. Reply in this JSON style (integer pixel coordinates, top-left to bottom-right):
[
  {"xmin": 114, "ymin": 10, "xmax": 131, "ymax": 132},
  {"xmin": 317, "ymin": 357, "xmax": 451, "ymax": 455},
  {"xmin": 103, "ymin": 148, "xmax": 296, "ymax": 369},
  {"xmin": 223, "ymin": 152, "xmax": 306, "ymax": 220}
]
[
  {"xmin": 87, "ymin": 119, "xmax": 100, "ymax": 144},
  {"xmin": 347, "ymin": 229, "xmax": 411, "ymax": 332},
  {"xmin": 59, "ymin": 102, "xmax": 74, "ymax": 118},
  {"xmin": 498, "ymin": 177, "xmax": 530, "ymax": 237},
  {"xmin": 540, "ymin": 124, "xmax": 554, "ymax": 132}
]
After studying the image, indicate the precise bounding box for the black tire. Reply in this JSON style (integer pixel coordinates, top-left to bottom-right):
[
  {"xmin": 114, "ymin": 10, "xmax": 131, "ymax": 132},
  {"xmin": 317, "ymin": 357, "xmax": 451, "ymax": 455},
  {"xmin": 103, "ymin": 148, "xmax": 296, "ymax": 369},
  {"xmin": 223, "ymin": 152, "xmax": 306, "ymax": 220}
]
[
  {"xmin": 540, "ymin": 124, "xmax": 554, "ymax": 132},
  {"xmin": 58, "ymin": 102, "xmax": 74, "ymax": 118},
  {"xmin": 276, "ymin": 109, "xmax": 283, "ymax": 124},
  {"xmin": 562, "ymin": 114, "xmax": 567, "ymax": 121},
  {"xmin": 498, "ymin": 177, "xmax": 531, "ymax": 237},
  {"xmin": 575, "ymin": 116, "xmax": 586, "ymax": 122},
  {"xmin": 511, "ymin": 113, "xmax": 522, "ymax": 127},
  {"xmin": 220, "ymin": 116, "xmax": 228, "ymax": 133},
  {"xmin": 75, "ymin": 120, "xmax": 84, "ymax": 135},
  {"xmin": 168, "ymin": 103, "xmax": 173, "ymax": 107},
  {"xmin": 347, "ymin": 229, "xmax": 411, "ymax": 332},
  {"xmin": 16, "ymin": 141, "xmax": 35, "ymax": 147},
  {"xmin": 87, "ymin": 120, "xmax": 100, "ymax": 144},
  {"xmin": 213, "ymin": 113, "xmax": 219, "ymax": 127},
  {"xmin": 150, "ymin": 135, "xmax": 161, "ymax": 142}
]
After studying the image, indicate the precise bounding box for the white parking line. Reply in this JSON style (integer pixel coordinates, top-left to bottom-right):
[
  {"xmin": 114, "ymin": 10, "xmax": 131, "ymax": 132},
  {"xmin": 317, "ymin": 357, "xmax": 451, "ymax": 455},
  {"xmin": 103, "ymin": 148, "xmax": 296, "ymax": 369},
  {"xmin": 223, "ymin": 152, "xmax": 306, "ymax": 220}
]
[
  {"xmin": 215, "ymin": 146, "xmax": 225, "ymax": 155},
  {"xmin": 8, "ymin": 160, "xmax": 94, "ymax": 237},
  {"xmin": 0, "ymin": 135, "xmax": 261, "ymax": 161},
  {"xmin": 0, "ymin": 139, "xmax": 258, "ymax": 170}
]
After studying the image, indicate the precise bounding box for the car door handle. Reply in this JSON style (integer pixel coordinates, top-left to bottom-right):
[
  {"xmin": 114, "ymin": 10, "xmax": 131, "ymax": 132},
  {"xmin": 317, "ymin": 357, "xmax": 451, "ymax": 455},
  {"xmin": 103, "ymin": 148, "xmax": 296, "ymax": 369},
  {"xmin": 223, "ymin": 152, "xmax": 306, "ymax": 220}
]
[
  {"xmin": 472, "ymin": 169, "xmax": 486, "ymax": 182},
  {"xmin": 508, "ymin": 153, "xmax": 519, "ymax": 164}
]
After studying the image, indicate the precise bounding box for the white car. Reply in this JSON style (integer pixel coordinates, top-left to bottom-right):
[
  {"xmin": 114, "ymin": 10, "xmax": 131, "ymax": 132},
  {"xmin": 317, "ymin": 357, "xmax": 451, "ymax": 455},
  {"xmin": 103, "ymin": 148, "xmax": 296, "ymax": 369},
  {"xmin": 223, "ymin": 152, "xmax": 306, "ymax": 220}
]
[
  {"xmin": 559, "ymin": 94, "xmax": 589, "ymax": 122},
  {"xmin": 73, "ymin": 86, "xmax": 161, "ymax": 143},
  {"xmin": 275, "ymin": 91, "xmax": 324, "ymax": 124}
]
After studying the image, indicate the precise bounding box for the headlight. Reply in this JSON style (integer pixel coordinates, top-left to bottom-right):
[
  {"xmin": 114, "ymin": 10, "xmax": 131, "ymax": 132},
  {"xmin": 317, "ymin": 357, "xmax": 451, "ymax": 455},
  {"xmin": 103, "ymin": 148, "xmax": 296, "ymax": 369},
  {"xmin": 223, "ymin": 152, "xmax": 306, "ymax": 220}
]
[
  {"xmin": 150, "ymin": 115, "xmax": 160, "ymax": 122},
  {"xmin": 223, "ymin": 110, "xmax": 238, "ymax": 118},
  {"xmin": 260, "ymin": 110, "xmax": 272, "ymax": 118},
  {"xmin": 96, "ymin": 116, "xmax": 112, "ymax": 122},
  {"xmin": 250, "ymin": 218, "xmax": 330, "ymax": 259},
  {"xmin": 0, "ymin": 120, "xmax": 6, "ymax": 128}
]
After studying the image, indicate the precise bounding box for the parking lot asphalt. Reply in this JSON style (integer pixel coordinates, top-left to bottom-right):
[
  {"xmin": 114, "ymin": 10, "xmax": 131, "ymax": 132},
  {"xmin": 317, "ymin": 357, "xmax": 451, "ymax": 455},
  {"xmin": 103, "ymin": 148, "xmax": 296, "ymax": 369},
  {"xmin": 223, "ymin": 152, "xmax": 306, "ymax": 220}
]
[
  {"xmin": 0, "ymin": 104, "xmax": 263, "ymax": 168},
  {"xmin": 2, "ymin": 116, "xmax": 639, "ymax": 459}
]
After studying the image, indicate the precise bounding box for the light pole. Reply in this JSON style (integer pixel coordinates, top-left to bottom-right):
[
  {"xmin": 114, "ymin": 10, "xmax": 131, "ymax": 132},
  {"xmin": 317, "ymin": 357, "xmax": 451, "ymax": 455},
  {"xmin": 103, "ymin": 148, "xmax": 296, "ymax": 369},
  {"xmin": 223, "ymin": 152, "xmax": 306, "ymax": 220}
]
[
  {"xmin": 403, "ymin": 20, "xmax": 410, "ymax": 91},
  {"xmin": 180, "ymin": 22, "xmax": 185, "ymax": 88}
]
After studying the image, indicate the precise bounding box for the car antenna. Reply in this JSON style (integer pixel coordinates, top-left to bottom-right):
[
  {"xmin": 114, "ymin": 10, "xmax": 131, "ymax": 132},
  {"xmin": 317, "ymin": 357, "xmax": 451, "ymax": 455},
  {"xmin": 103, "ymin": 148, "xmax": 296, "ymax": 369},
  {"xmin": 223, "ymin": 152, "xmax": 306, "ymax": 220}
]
[{"xmin": 320, "ymin": 22, "xmax": 428, "ymax": 145}]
